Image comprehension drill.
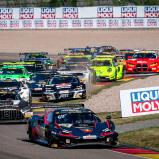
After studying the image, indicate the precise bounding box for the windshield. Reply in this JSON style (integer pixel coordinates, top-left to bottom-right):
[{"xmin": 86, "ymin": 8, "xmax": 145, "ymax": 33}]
[
  {"xmin": 0, "ymin": 82, "xmax": 21, "ymax": 88},
  {"xmin": 133, "ymin": 53, "xmax": 157, "ymax": 59},
  {"xmin": 125, "ymin": 53, "xmax": 134, "ymax": 60},
  {"xmin": 55, "ymin": 113, "xmax": 101, "ymax": 124},
  {"xmin": 92, "ymin": 60, "xmax": 111, "ymax": 66},
  {"xmin": 32, "ymin": 74, "xmax": 50, "ymax": 82},
  {"xmin": 0, "ymin": 93, "xmax": 19, "ymax": 100},
  {"xmin": 50, "ymin": 76, "xmax": 79, "ymax": 84},
  {"xmin": 2, "ymin": 68, "xmax": 24, "ymax": 74},
  {"xmin": 28, "ymin": 54, "xmax": 47, "ymax": 59}
]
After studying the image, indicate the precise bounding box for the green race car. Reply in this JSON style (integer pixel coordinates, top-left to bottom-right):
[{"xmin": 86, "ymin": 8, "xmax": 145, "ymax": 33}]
[
  {"xmin": 90, "ymin": 57, "xmax": 124, "ymax": 81},
  {"xmin": 0, "ymin": 65, "xmax": 31, "ymax": 81}
]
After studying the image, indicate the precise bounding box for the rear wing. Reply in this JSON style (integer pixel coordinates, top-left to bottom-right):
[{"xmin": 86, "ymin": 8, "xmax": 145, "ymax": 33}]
[
  {"xmin": 19, "ymin": 52, "xmax": 48, "ymax": 56},
  {"xmin": 31, "ymin": 103, "xmax": 84, "ymax": 109}
]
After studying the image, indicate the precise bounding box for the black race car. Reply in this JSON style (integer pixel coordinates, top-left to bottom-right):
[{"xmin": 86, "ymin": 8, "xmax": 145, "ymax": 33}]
[
  {"xmin": 30, "ymin": 71, "xmax": 59, "ymax": 95},
  {"xmin": 27, "ymin": 104, "xmax": 118, "ymax": 148},
  {"xmin": 42, "ymin": 74, "xmax": 86, "ymax": 102},
  {"xmin": 0, "ymin": 90, "xmax": 31, "ymax": 121}
]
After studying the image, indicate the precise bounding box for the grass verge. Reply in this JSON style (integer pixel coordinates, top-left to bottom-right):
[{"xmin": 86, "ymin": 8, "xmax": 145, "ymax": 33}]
[
  {"xmin": 97, "ymin": 111, "xmax": 159, "ymax": 125},
  {"xmin": 119, "ymin": 127, "xmax": 159, "ymax": 151}
]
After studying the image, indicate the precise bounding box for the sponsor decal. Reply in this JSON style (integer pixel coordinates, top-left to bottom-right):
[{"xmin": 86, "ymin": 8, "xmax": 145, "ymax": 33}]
[
  {"xmin": 22, "ymin": 20, "xmax": 32, "ymax": 28},
  {"xmin": 0, "ymin": 8, "xmax": 13, "ymax": 19},
  {"xmin": 10, "ymin": 20, "xmax": 19, "ymax": 28},
  {"xmin": 0, "ymin": 20, "xmax": 7, "ymax": 28},
  {"xmin": 97, "ymin": 7, "xmax": 113, "ymax": 18},
  {"xmin": 144, "ymin": 6, "xmax": 159, "ymax": 18},
  {"xmin": 122, "ymin": 19, "xmax": 132, "ymax": 27},
  {"xmin": 96, "ymin": 19, "xmax": 107, "ymax": 27},
  {"xmin": 47, "ymin": 20, "xmax": 57, "ymax": 28},
  {"xmin": 121, "ymin": 6, "xmax": 137, "ymax": 18},
  {"xmin": 72, "ymin": 19, "xmax": 81, "ymax": 27},
  {"xmin": 63, "ymin": 7, "xmax": 78, "ymax": 19},
  {"xmin": 108, "ymin": 19, "xmax": 119, "ymax": 27},
  {"xmin": 84, "ymin": 19, "xmax": 93, "ymax": 28},
  {"xmin": 41, "ymin": 8, "xmax": 56, "ymax": 19},
  {"xmin": 131, "ymin": 90, "xmax": 159, "ymax": 113},
  {"xmin": 34, "ymin": 19, "xmax": 44, "ymax": 28},
  {"xmin": 59, "ymin": 20, "xmax": 68, "ymax": 28},
  {"xmin": 133, "ymin": 18, "xmax": 144, "ymax": 26},
  {"xmin": 147, "ymin": 19, "xmax": 157, "ymax": 26},
  {"xmin": 19, "ymin": 8, "xmax": 34, "ymax": 19}
]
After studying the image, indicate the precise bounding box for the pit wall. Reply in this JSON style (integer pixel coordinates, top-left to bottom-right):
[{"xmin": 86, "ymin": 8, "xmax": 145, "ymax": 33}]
[{"xmin": 0, "ymin": 6, "xmax": 159, "ymax": 29}]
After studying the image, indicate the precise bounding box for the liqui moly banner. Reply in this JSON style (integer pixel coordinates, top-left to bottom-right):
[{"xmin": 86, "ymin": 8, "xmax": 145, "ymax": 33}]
[{"xmin": 120, "ymin": 87, "xmax": 159, "ymax": 117}]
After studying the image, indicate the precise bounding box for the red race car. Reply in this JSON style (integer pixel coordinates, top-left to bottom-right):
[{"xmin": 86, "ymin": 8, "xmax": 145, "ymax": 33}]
[{"xmin": 126, "ymin": 51, "xmax": 159, "ymax": 73}]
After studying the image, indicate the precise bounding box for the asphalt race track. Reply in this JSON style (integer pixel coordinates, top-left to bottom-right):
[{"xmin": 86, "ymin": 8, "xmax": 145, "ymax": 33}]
[
  {"xmin": 0, "ymin": 53, "xmax": 157, "ymax": 159},
  {"xmin": 0, "ymin": 124, "xmax": 147, "ymax": 159}
]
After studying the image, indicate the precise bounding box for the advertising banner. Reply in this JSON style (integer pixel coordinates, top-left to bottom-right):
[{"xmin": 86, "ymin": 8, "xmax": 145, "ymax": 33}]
[{"xmin": 120, "ymin": 87, "xmax": 159, "ymax": 117}]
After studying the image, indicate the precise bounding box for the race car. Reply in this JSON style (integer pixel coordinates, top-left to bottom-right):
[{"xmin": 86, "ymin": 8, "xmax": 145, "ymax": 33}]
[
  {"xmin": 57, "ymin": 65, "xmax": 96, "ymax": 84},
  {"xmin": 0, "ymin": 65, "xmax": 31, "ymax": 81},
  {"xmin": 90, "ymin": 57, "xmax": 124, "ymax": 81},
  {"xmin": 0, "ymin": 79, "xmax": 31, "ymax": 104},
  {"xmin": 42, "ymin": 74, "xmax": 86, "ymax": 102},
  {"xmin": 30, "ymin": 71, "xmax": 59, "ymax": 95},
  {"xmin": 19, "ymin": 52, "xmax": 54, "ymax": 69},
  {"xmin": 0, "ymin": 90, "xmax": 31, "ymax": 121},
  {"xmin": 126, "ymin": 51, "xmax": 159, "ymax": 73},
  {"xmin": 2, "ymin": 61, "xmax": 46, "ymax": 74},
  {"xmin": 27, "ymin": 104, "xmax": 118, "ymax": 148}
]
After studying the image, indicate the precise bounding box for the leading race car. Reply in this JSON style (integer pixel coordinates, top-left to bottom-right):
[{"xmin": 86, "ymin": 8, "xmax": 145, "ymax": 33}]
[
  {"xmin": 42, "ymin": 74, "xmax": 86, "ymax": 102},
  {"xmin": 27, "ymin": 104, "xmax": 118, "ymax": 148},
  {"xmin": 126, "ymin": 51, "xmax": 159, "ymax": 73},
  {"xmin": 0, "ymin": 90, "xmax": 31, "ymax": 121}
]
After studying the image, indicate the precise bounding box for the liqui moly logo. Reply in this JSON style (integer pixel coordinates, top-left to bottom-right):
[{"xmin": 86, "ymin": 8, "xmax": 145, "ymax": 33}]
[
  {"xmin": 63, "ymin": 7, "xmax": 78, "ymax": 19},
  {"xmin": 121, "ymin": 6, "xmax": 137, "ymax": 18},
  {"xmin": 19, "ymin": 8, "xmax": 34, "ymax": 19},
  {"xmin": 145, "ymin": 6, "xmax": 159, "ymax": 18},
  {"xmin": 97, "ymin": 7, "xmax": 113, "ymax": 18},
  {"xmin": 131, "ymin": 90, "xmax": 159, "ymax": 113},
  {"xmin": 0, "ymin": 8, "xmax": 13, "ymax": 19},
  {"xmin": 41, "ymin": 8, "xmax": 56, "ymax": 19}
]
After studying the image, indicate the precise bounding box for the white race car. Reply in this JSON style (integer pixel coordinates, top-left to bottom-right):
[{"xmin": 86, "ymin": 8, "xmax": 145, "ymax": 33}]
[{"xmin": 0, "ymin": 79, "xmax": 31, "ymax": 104}]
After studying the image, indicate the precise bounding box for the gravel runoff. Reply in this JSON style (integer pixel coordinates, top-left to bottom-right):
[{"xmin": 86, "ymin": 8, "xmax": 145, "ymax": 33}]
[{"xmin": 84, "ymin": 75, "xmax": 159, "ymax": 113}]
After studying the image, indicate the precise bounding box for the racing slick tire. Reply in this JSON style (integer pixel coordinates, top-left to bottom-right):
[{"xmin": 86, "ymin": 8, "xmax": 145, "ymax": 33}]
[{"xmin": 82, "ymin": 92, "xmax": 87, "ymax": 99}]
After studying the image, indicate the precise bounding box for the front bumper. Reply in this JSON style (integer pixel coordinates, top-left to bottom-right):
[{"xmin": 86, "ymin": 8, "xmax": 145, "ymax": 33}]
[{"xmin": 44, "ymin": 90, "xmax": 85, "ymax": 101}]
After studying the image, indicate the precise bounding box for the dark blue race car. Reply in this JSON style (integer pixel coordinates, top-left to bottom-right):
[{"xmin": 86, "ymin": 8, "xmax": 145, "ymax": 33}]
[{"xmin": 27, "ymin": 104, "xmax": 118, "ymax": 148}]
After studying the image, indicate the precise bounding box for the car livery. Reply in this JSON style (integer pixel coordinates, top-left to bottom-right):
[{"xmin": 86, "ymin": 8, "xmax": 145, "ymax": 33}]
[
  {"xmin": 126, "ymin": 51, "xmax": 159, "ymax": 73},
  {"xmin": 0, "ymin": 65, "xmax": 31, "ymax": 81},
  {"xmin": 27, "ymin": 104, "xmax": 118, "ymax": 148},
  {"xmin": 30, "ymin": 71, "xmax": 59, "ymax": 95},
  {"xmin": 42, "ymin": 74, "xmax": 86, "ymax": 102},
  {"xmin": 90, "ymin": 57, "xmax": 123, "ymax": 81}
]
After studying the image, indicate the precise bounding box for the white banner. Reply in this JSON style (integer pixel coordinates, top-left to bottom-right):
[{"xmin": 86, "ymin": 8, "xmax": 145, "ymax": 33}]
[
  {"xmin": 0, "ymin": 6, "xmax": 158, "ymax": 20},
  {"xmin": 120, "ymin": 87, "xmax": 159, "ymax": 117}
]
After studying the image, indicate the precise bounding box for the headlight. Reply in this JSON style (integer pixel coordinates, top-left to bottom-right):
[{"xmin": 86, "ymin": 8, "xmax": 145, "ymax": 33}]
[
  {"xmin": 128, "ymin": 63, "xmax": 134, "ymax": 66},
  {"xmin": 150, "ymin": 62, "xmax": 158, "ymax": 67},
  {"xmin": 102, "ymin": 128, "xmax": 111, "ymax": 132},
  {"xmin": 62, "ymin": 130, "xmax": 72, "ymax": 134},
  {"xmin": 75, "ymin": 85, "xmax": 83, "ymax": 90},
  {"xmin": 107, "ymin": 68, "xmax": 112, "ymax": 72}
]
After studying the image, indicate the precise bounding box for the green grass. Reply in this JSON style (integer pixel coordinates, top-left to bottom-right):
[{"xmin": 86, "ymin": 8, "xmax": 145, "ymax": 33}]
[
  {"xmin": 119, "ymin": 127, "xmax": 159, "ymax": 151},
  {"xmin": 97, "ymin": 111, "xmax": 159, "ymax": 125}
]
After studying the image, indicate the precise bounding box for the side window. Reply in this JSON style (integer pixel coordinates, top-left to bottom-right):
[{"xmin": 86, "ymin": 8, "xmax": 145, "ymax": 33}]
[{"xmin": 47, "ymin": 112, "xmax": 53, "ymax": 123}]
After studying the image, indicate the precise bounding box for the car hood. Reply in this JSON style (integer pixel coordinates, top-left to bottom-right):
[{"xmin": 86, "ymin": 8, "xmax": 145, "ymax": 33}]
[{"xmin": 58, "ymin": 122, "xmax": 110, "ymax": 136}]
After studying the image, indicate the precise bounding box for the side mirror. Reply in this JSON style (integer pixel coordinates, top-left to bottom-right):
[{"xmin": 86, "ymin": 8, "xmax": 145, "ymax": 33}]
[{"xmin": 106, "ymin": 115, "xmax": 111, "ymax": 120}]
